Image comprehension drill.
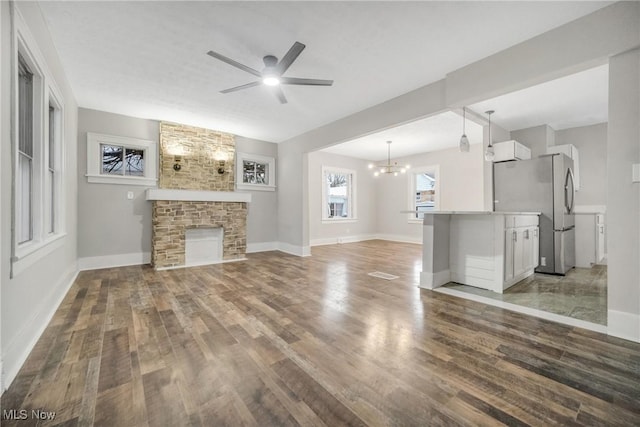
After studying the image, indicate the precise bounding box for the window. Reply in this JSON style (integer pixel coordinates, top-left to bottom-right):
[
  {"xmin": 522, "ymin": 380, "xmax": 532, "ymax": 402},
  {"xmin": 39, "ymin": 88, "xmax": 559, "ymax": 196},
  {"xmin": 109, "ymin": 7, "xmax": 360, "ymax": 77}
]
[
  {"xmin": 235, "ymin": 152, "xmax": 276, "ymax": 191},
  {"xmin": 86, "ymin": 133, "xmax": 157, "ymax": 186},
  {"xmin": 17, "ymin": 55, "xmax": 34, "ymax": 244},
  {"xmin": 409, "ymin": 166, "xmax": 440, "ymax": 222},
  {"xmin": 322, "ymin": 167, "xmax": 356, "ymax": 221},
  {"xmin": 12, "ymin": 9, "xmax": 67, "ymax": 277}
]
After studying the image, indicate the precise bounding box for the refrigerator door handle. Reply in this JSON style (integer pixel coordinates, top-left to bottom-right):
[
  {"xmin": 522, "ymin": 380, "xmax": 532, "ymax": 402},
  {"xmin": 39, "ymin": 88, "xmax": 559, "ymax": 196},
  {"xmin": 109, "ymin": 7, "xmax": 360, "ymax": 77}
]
[{"xmin": 565, "ymin": 168, "xmax": 575, "ymax": 214}]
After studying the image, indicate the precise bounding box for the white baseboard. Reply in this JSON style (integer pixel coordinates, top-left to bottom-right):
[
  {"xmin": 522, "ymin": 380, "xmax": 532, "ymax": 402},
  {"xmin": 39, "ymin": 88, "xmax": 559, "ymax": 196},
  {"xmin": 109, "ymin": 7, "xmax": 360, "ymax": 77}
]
[
  {"xmin": 310, "ymin": 234, "xmax": 377, "ymax": 247},
  {"xmin": 2, "ymin": 263, "xmax": 79, "ymax": 392},
  {"xmin": 277, "ymin": 242, "xmax": 311, "ymax": 257},
  {"xmin": 246, "ymin": 241, "xmax": 279, "ymax": 253},
  {"xmin": 608, "ymin": 309, "xmax": 640, "ymax": 342},
  {"xmin": 78, "ymin": 252, "xmax": 151, "ymax": 271},
  {"xmin": 375, "ymin": 233, "xmax": 422, "ymax": 244},
  {"xmin": 420, "ymin": 269, "xmax": 451, "ymax": 289}
]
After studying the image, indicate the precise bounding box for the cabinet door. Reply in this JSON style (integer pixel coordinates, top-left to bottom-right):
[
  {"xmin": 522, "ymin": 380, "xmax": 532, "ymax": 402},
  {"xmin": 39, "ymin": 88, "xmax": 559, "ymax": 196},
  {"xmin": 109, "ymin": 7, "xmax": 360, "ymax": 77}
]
[
  {"xmin": 531, "ymin": 227, "xmax": 540, "ymax": 268},
  {"xmin": 522, "ymin": 228, "xmax": 533, "ymax": 272},
  {"xmin": 505, "ymin": 228, "xmax": 515, "ymax": 282},
  {"xmin": 513, "ymin": 229, "xmax": 526, "ymax": 277}
]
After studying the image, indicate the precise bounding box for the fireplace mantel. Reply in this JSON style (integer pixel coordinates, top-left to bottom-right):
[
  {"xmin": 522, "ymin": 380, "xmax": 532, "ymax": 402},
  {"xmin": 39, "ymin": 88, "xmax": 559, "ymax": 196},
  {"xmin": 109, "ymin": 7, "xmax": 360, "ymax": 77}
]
[{"xmin": 146, "ymin": 188, "xmax": 251, "ymax": 203}]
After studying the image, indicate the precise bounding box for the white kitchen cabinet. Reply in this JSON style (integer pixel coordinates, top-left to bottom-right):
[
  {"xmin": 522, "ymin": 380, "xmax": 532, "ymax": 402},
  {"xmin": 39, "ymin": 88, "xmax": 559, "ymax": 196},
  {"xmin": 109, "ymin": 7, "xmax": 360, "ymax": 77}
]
[
  {"xmin": 493, "ymin": 140, "xmax": 531, "ymax": 162},
  {"xmin": 421, "ymin": 212, "xmax": 540, "ymax": 294},
  {"xmin": 596, "ymin": 214, "xmax": 606, "ymax": 264},
  {"xmin": 505, "ymin": 224, "xmax": 539, "ymax": 289},
  {"xmin": 575, "ymin": 212, "xmax": 606, "ymax": 267},
  {"xmin": 547, "ymin": 144, "xmax": 580, "ymax": 190}
]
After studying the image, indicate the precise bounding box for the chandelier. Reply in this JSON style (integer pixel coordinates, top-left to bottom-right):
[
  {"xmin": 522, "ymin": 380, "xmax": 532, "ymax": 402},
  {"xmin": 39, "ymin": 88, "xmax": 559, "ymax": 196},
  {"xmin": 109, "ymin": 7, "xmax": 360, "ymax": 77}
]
[{"xmin": 368, "ymin": 141, "xmax": 410, "ymax": 177}]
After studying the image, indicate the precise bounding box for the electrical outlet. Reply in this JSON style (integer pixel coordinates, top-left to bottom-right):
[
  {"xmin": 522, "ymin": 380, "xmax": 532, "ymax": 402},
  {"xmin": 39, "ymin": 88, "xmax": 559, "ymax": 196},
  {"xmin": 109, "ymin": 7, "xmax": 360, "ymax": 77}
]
[
  {"xmin": 541, "ymin": 257, "xmax": 546, "ymax": 267},
  {"xmin": 127, "ymin": 191, "xmax": 134, "ymax": 200}
]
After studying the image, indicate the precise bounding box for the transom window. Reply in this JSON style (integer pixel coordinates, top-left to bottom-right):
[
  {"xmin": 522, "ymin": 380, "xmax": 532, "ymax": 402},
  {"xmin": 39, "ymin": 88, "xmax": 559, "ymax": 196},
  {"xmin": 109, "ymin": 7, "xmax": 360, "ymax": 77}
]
[
  {"xmin": 86, "ymin": 133, "xmax": 157, "ymax": 186},
  {"xmin": 322, "ymin": 167, "xmax": 356, "ymax": 221},
  {"xmin": 101, "ymin": 144, "xmax": 145, "ymax": 176},
  {"xmin": 235, "ymin": 152, "xmax": 276, "ymax": 191}
]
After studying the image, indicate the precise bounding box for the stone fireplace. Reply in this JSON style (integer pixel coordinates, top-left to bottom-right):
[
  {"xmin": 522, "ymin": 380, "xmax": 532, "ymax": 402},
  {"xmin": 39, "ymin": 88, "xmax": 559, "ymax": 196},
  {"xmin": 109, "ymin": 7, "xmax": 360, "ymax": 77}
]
[{"xmin": 148, "ymin": 123, "xmax": 250, "ymax": 270}]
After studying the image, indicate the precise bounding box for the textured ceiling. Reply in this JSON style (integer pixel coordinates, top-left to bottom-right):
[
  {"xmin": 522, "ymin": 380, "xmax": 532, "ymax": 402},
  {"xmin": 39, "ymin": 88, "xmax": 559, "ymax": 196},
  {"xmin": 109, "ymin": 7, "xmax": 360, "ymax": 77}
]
[
  {"xmin": 469, "ymin": 64, "xmax": 609, "ymax": 132},
  {"xmin": 321, "ymin": 111, "xmax": 484, "ymax": 161},
  {"xmin": 39, "ymin": 1, "xmax": 610, "ymax": 143}
]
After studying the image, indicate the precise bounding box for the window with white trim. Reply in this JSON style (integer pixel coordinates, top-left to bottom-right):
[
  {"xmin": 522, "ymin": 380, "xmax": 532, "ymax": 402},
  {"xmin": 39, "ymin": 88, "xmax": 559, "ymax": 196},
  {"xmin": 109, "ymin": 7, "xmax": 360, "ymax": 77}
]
[
  {"xmin": 86, "ymin": 133, "xmax": 157, "ymax": 186},
  {"xmin": 408, "ymin": 165, "xmax": 440, "ymax": 222},
  {"xmin": 322, "ymin": 167, "xmax": 356, "ymax": 221},
  {"xmin": 12, "ymin": 9, "xmax": 66, "ymax": 277},
  {"xmin": 235, "ymin": 152, "xmax": 276, "ymax": 191}
]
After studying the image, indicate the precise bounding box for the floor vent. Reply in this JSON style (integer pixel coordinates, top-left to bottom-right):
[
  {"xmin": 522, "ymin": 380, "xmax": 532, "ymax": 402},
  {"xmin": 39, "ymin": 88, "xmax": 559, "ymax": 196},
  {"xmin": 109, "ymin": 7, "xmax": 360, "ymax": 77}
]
[{"xmin": 368, "ymin": 271, "xmax": 399, "ymax": 280}]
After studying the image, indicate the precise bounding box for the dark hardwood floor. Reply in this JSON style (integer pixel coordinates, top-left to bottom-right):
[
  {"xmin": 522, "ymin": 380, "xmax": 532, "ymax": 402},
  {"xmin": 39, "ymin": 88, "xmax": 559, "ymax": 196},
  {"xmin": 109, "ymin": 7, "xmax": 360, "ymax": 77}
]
[{"xmin": 2, "ymin": 240, "xmax": 639, "ymax": 426}]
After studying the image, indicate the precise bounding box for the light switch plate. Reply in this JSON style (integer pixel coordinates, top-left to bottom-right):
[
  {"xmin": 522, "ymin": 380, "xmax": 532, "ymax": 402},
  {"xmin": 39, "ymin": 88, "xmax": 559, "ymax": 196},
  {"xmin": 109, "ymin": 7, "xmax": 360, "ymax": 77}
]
[
  {"xmin": 127, "ymin": 191, "xmax": 134, "ymax": 200},
  {"xmin": 633, "ymin": 164, "xmax": 640, "ymax": 183}
]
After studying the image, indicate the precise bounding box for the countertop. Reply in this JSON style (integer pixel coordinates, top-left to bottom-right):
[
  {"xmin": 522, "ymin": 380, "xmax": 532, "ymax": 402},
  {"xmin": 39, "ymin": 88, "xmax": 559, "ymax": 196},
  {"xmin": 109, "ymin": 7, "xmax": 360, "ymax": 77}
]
[{"xmin": 402, "ymin": 211, "xmax": 541, "ymax": 216}]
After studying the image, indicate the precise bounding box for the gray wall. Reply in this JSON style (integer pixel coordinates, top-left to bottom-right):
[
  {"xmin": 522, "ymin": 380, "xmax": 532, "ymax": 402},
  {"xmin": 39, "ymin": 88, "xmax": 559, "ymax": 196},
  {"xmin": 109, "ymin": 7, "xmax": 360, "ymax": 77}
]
[
  {"xmin": 307, "ymin": 151, "xmax": 377, "ymax": 244},
  {"xmin": 511, "ymin": 124, "xmax": 556, "ymax": 159},
  {"xmin": 276, "ymin": 3, "xmax": 640, "ymax": 340},
  {"xmin": 235, "ymin": 135, "xmax": 279, "ymax": 248},
  {"xmin": 555, "ymin": 122, "xmax": 607, "ymax": 207},
  {"xmin": 607, "ymin": 48, "xmax": 640, "ymax": 341},
  {"xmin": 1, "ymin": 2, "xmax": 79, "ymax": 389},
  {"xmin": 77, "ymin": 110, "xmax": 279, "ymax": 262},
  {"xmin": 77, "ymin": 108, "xmax": 158, "ymax": 260}
]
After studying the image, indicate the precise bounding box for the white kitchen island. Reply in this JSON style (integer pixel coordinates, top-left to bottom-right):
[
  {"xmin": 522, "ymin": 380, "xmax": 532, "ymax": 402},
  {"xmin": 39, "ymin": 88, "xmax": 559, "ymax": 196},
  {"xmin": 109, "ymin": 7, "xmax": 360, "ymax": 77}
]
[{"xmin": 420, "ymin": 212, "xmax": 540, "ymax": 293}]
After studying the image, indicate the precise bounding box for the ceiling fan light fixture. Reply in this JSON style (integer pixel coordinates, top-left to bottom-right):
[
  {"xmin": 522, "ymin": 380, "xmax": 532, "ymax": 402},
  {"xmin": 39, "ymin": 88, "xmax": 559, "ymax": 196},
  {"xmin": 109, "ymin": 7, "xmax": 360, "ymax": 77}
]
[{"xmin": 262, "ymin": 75, "xmax": 280, "ymax": 86}]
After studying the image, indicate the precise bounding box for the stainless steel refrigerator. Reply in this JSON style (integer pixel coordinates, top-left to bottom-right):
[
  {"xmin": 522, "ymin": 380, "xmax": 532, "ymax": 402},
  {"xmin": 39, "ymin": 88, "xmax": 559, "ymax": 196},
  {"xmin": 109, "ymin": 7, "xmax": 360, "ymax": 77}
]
[{"xmin": 494, "ymin": 153, "xmax": 576, "ymax": 275}]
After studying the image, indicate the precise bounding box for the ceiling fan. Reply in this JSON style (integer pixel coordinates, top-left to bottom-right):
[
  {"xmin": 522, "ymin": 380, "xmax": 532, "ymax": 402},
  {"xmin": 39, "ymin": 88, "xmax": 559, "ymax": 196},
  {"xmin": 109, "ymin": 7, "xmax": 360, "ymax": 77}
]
[{"xmin": 207, "ymin": 41, "xmax": 333, "ymax": 104}]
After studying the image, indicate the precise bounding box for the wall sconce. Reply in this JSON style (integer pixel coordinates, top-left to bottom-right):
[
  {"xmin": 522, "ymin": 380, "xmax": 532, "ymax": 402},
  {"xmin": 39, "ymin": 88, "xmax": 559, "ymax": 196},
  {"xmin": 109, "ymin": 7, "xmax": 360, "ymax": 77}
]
[
  {"xmin": 173, "ymin": 155, "xmax": 182, "ymax": 171},
  {"xmin": 214, "ymin": 150, "xmax": 228, "ymax": 175}
]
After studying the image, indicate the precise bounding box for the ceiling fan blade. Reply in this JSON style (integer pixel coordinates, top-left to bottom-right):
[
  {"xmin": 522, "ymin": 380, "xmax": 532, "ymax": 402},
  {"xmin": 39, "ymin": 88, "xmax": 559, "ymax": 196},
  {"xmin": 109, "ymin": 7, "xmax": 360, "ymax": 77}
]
[
  {"xmin": 275, "ymin": 42, "xmax": 306, "ymax": 75},
  {"xmin": 207, "ymin": 50, "xmax": 261, "ymax": 77},
  {"xmin": 270, "ymin": 86, "xmax": 288, "ymax": 104},
  {"xmin": 281, "ymin": 77, "xmax": 333, "ymax": 86},
  {"xmin": 220, "ymin": 81, "xmax": 261, "ymax": 94}
]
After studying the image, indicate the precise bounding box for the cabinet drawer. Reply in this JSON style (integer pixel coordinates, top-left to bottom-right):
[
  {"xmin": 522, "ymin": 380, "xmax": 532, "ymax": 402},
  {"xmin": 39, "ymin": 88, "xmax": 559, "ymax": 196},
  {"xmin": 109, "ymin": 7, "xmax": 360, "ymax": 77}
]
[{"xmin": 514, "ymin": 215, "xmax": 539, "ymax": 227}]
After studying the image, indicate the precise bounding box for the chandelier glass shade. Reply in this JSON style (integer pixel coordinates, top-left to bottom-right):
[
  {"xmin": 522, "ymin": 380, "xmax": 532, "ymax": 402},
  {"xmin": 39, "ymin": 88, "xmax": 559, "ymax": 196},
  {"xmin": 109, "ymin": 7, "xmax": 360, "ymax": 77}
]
[
  {"xmin": 484, "ymin": 109, "xmax": 495, "ymax": 162},
  {"xmin": 459, "ymin": 107, "xmax": 470, "ymax": 153},
  {"xmin": 368, "ymin": 141, "xmax": 410, "ymax": 177}
]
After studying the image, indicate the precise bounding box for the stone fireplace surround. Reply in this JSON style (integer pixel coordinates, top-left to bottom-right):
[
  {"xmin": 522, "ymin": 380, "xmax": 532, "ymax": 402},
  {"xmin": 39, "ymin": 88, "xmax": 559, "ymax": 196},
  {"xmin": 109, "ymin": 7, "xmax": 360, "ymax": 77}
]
[{"xmin": 147, "ymin": 189, "xmax": 251, "ymax": 270}]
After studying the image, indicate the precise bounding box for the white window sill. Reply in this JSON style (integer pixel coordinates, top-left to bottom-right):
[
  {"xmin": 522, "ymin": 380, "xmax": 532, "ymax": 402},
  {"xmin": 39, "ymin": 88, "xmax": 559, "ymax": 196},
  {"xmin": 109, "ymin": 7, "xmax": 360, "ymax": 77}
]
[
  {"xmin": 322, "ymin": 218, "xmax": 358, "ymax": 224},
  {"xmin": 12, "ymin": 233, "xmax": 67, "ymax": 277},
  {"xmin": 236, "ymin": 183, "xmax": 276, "ymax": 192},
  {"xmin": 86, "ymin": 174, "xmax": 157, "ymax": 186}
]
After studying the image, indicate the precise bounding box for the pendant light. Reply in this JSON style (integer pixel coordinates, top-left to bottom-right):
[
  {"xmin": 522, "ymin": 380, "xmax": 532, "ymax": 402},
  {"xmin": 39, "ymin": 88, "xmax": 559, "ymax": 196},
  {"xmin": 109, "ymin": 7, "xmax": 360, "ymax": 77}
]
[
  {"xmin": 368, "ymin": 141, "xmax": 410, "ymax": 177},
  {"xmin": 459, "ymin": 107, "xmax": 470, "ymax": 152},
  {"xmin": 484, "ymin": 110, "xmax": 495, "ymax": 161}
]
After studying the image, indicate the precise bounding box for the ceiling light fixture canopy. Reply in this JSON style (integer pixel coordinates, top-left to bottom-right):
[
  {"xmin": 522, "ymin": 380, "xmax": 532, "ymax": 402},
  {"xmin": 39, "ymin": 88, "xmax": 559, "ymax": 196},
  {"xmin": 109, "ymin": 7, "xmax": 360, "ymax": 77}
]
[
  {"xmin": 484, "ymin": 109, "xmax": 495, "ymax": 162},
  {"xmin": 368, "ymin": 141, "xmax": 410, "ymax": 177},
  {"xmin": 459, "ymin": 107, "xmax": 470, "ymax": 153}
]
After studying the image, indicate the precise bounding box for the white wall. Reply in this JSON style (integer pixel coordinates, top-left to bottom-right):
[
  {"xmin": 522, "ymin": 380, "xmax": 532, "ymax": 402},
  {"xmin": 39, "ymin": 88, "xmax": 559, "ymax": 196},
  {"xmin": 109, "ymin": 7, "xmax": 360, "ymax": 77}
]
[
  {"xmin": 555, "ymin": 122, "xmax": 607, "ymax": 208},
  {"xmin": 1, "ymin": 2, "xmax": 78, "ymax": 390},
  {"xmin": 377, "ymin": 144, "xmax": 486, "ymax": 243},
  {"xmin": 77, "ymin": 108, "xmax": 158, "ymax": 268},
  {"xmin": 607, "ymin": 48, "xmax": 640, "ymax": 341},
  {"xmin": 307, "ymin": 151, "xmax": 377, "ymax": 245}
]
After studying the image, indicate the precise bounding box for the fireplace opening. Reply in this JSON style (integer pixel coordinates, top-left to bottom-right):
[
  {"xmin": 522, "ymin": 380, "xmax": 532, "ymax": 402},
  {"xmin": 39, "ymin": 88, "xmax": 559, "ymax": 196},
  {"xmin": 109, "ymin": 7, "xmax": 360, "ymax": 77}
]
[{"xmin": 185, "ymin": 227, "xmax": 223, "ymax": 267}]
